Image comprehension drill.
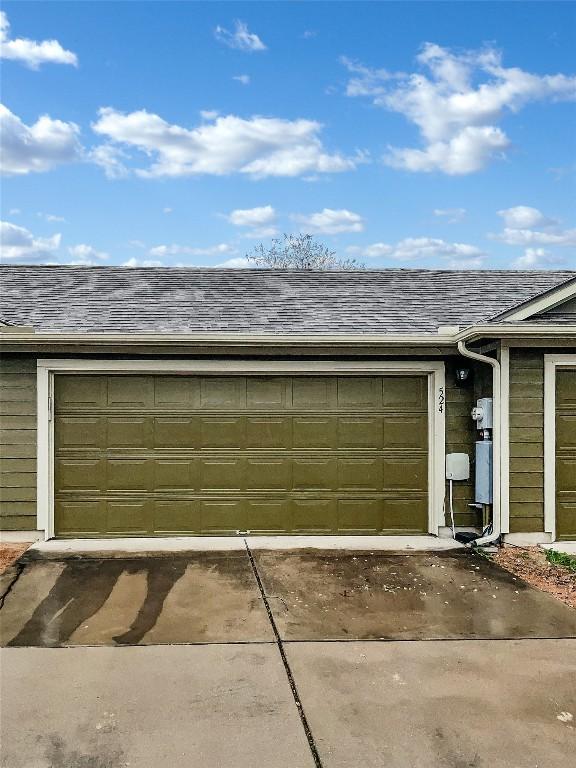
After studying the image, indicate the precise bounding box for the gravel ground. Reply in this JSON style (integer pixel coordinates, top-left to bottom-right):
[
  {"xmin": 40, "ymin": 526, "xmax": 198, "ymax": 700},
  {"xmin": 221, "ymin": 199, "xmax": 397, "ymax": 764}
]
[
  {"xmin": 0, "ymin": 543, "xmax": 30, "ymax": 574},
  {"xmin": 491, "ymin": 545, "xmax": 576, "ymax": 609}
]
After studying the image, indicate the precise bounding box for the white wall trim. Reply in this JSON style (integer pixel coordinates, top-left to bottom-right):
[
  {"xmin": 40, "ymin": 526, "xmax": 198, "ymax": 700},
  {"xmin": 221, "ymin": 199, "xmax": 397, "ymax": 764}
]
[
  {"xmin": 544, "ymin": 354, "xmax": 576, "ymax": 539},
  {"xmin": 500, "ymin": 344, "xmax": 510, "ymax": 534},
  {"xmin": 36, "ymin": 358, "xmax": 446, "ymax": 540}
]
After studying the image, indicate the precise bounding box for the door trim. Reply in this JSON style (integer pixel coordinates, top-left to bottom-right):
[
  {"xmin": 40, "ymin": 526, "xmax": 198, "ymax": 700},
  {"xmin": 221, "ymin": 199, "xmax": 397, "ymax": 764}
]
[
  {"xmin": 37, "ymin": 358, "xmax": 446, "ymax": 540},
  {"xmin": 544, "ymin": 354, "xmax": 576, "ymax": 539}
]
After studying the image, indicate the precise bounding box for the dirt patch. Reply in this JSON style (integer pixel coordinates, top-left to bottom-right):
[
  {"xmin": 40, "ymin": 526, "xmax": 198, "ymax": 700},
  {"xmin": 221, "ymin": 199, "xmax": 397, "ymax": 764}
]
[
  {"xmin": 491, "ymin": 545, "xmax": 576, "ymax": 610},
  {"xmin": 0, "ymin": 543, "xmax": 30, "ymax": 574}
]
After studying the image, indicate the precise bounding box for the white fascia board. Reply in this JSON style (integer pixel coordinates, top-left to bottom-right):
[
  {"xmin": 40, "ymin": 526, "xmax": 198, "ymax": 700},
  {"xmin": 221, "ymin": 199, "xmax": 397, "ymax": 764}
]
[
  {"xmin": 3, "ymin": 331, "xmax": 456, "ymax": 346},
  {"xmin": 494, "ymin": 279, "xmax": 576, "ymax": 322}
]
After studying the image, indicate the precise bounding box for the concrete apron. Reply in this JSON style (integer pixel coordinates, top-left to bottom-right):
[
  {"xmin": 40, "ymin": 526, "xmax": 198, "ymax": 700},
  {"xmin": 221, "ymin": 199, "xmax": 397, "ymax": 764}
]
[{"xmin": 2, "ymin": 550, "xmax": 575, "ymax": 648}]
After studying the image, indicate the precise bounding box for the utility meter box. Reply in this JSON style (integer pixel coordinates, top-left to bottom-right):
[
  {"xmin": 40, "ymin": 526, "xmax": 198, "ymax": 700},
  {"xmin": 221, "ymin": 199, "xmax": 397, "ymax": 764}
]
[
  {"xmin": 446, "ymin": 453, "xmax": 470, "ymax": 481},
  {"xmin": 472, "ymin": 397, "xmax": 493, "ymax": 430},
  {"xmin": 475, "ymin": 440, "xmax": 493, "ymax": 504}
]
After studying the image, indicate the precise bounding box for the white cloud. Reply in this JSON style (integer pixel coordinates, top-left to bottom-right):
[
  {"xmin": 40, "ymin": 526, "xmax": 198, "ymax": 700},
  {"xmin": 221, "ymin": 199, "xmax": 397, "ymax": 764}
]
[
  {"xmin": 233, "ymin": 74, "xmax": 251, "ymax": 85},
  {"xmin": 215, "ymin": 21, "xmax": 266, "ymax": 52},
  {"xmin": 0, "ymin": 11, "xmax": 77, "ymax": 69},
  {"xmin": 344, "ymin": 43, "xmax": 576, "ymax": 174},
  {"xmin": 215, "ymin": 257, "xmax": 252, "ymax": 268},
  {"xmin": 512, "ymin": 248, "xmax": 567, "ymax": 269},
  {"xmin": 163, "ymin": 207, "xmax": 173, "ymax": 214},
  {"xmin": 91, "ymin": 107, "xmax": 358, "ymax": 179},
  {"xmin": 0, "ymin": 220, "xmax": 61, "ymax": 261},
  {"xmin": 68, "ymin": 244, "xmax": 109, "ymax": 264},
  {"xmin": 8, "ymin": 208, "xmax": 21, "ymax": 216},
  {"xmin": 227, "ymin": 205, "xmax": 276, "ymax": 227},
  {"xmin": 88, "ymin": 143, "xmax": 129, "ymax": 179},
  {"xmin": 433, "ymin": 208, "xmax": 466, "ymax": 223},
  {"xmin": 348, "ymin": 236, "xmax": 485, "ymax": 266},
  {"xmin": 37, "ymin": 212, "xmax": 65, "ymax": 223},
  {"xmin": 149, "ymin": 243, "xmax": 235, "ymax": 258},
  {"xmin": 122, "ymin": 258, "xmax": 164, "ymax": 268},
  {"xmin": 293, "ymin": 208, "xmax": 364, "ymax": 234},
  {"xmin": 0, "ymin": 104, "xmax": 82, "ymax": 175},
  {"xmin": 497, "ymin": 206, "xmax": 556, "ymax": 229},
  {"xmin": 493, "ymin": 206, "xmax": 576, "ymax": 247},
  {"xmin": 226, "ymin": 205, "xmax": 278, "ymax": 238}
]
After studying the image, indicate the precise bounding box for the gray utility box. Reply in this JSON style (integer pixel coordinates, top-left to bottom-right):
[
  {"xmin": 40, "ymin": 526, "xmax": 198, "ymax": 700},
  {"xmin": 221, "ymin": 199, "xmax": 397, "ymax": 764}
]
[{"xmin": 475, "ymin": 440, "xmax": 493, "ymax": 504}]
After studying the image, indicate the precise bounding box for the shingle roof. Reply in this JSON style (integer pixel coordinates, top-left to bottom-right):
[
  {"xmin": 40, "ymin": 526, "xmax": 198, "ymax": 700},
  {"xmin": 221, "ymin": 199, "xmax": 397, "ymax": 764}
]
[{"xmin": 0, "ymin": 265, "xmax": 574, "ymax": 335}]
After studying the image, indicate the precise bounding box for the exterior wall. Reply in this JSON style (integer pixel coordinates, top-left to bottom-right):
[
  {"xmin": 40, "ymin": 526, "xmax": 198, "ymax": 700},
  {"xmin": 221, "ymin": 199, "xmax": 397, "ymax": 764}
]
[
  {"xmin": 444, "ymin": 359, "xmax": 478, "ymax": 528},
  {"xmin": 508, "ymin": 347, "xmax": 576, "ymax": 535},
  {"xmin": 0, "ymin": 355, "xmax": 37, "ymax": 531},
  {"xmin": 0, "ymin": 352, "xmax": 478, "ymax": 532}
]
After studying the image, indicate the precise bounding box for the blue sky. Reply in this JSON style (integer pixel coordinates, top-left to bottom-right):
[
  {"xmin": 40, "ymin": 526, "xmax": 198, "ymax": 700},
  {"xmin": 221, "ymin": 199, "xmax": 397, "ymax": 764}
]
[{"xmin": 1, "ymin": 0, "xmax": 575, "ymax": 270}]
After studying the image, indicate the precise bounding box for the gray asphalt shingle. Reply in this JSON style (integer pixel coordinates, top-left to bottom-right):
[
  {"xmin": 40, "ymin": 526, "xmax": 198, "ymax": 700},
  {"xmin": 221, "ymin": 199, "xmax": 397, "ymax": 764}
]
[{"xmin": 0, "ymin": 265, "xmax": 574, "ymax": 334}]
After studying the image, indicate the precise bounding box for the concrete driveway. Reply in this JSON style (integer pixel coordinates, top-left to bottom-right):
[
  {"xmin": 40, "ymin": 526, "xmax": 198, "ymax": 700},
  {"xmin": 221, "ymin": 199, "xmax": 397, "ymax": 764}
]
[{"xmin": 1, "ymin": 546, "xmax": 575, "ymax": 768}]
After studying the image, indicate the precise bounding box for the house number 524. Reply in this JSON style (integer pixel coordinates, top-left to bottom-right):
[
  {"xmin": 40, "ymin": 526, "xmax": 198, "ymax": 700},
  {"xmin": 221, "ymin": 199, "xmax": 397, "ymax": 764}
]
[{"xmin": 438, "ymin": 387, "xmax": 445, "ymax": 413}]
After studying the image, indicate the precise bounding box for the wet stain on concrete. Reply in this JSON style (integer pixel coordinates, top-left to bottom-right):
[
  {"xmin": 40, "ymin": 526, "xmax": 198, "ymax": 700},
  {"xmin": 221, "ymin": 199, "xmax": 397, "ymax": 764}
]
[
  {"xmin": 254, "ymin": 550, "xmax": 576, "ymax": 640},
  {"xmin": 1, "ymin": 553, "xmax": 272, "ymax": 647}
]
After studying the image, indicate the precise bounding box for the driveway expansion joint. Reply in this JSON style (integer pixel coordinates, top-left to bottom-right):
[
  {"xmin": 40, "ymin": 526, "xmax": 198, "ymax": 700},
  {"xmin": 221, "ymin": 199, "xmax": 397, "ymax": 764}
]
[{"xmin": 243, "ymin": 539, "xmax": 324, "ymax": 768}]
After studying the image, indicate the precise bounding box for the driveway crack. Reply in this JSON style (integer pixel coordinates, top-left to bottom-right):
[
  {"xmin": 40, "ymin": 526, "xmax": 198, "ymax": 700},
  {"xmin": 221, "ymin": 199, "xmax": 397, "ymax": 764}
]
[
  {"xmin": 244, "ymin": 540, "xmax": 323, "ymax": 768},
  {"xmin": 0, "ymin": 561, "xmax": 26, "ymax": 611}
]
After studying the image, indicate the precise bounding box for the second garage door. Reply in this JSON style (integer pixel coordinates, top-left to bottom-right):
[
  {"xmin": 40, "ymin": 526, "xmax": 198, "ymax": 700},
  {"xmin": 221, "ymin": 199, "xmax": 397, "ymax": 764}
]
[
  {"xmin": 556, "ymin": 368, "xmax": 576, "ymax": 541},
  {"xmin": 54, "ymin": 374, "xmax": 429, "ymax": 537}
]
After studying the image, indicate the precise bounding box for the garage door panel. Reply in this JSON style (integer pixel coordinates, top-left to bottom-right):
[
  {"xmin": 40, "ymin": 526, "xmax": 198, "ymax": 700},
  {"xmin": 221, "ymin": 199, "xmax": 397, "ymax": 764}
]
[
  {"xmin": 293, "ymin": 417, "xmax": 337, "ymax": 449},
  {"xmin": 245, "ymin": 459, "xmax": 291, "ymax": 491},
  {"xmin": 337, "ymin": 498, "xmax": 382, "ymax": 532},
  {"xmin": 338, "ymin": 458, "xmax": 382, "ymax": 490},
  {"xmin": 106, "ymin": 500, "xmax": 150, "ymax": 534},
  {"xmin": 200, "ymin": 377, "xmax": 245, "ymax": 409},
  {"xmin": 108, "ymin": 459, "xmax": 150, "ymax": 492},
  {"xmin": 200, "ymin": 499, "xmax": 244, "ymax": 533},
  {"xmin": 383, "ymin": 376, "xmax": 427, "ymax": 410},
  {"xmin": 383, "ymin": 456, "xmax": 428, "ymax": 491},
  {"xmin": 154, "ymin": 459, "xmax": 198, "ymax": 491},
  {"xmin": 200, "ymin": 458, "xmax": 242, "ymax": 490},
  {"xmin": 246, "ymin": 377, "xmax": 288, "ymax": 409},
  {"xmin": 153, "ymin": 377, "xmax": 199, "ymax": 408},
  {"xmin": 337, "ymin": 377, "xmax": 382, "ymax": 409},
  {"xmin": 55, "ymin": 500, "xmax": 104, "ymax": 535},
  {"xmin": 246, "ymin": 500, "xmax": 288, "ymax": 532},
  {"xmin": 293, "ymin": 459, "xmax": 338, "ymax": 490},
  {"xmin": 55, "ymin": 416, "xmax": 104, "ymax": 451},
  {"xmin": 556, "ymin": 369, "xmax": 576, "ymax": 540},
  {"xmin": 383, "ymin": 415, "xmax": 428, "ymax": 449},
  {"xmin": 292, "ymin": 378, "xmax": 336, "ymax": 409},
  {"xmin": 556, "ymin": 415, "xmax": 576, "ymax": 452},
  {"xmin": 292, "ymin": 499, "xmax": 335, "ymax": 532},
  {"xmin": 338, "ymin": 417, "xmax": 382, "ymax": 449},
  {"xmin": 200, "ymin": 417, "xmax": 243, "ymax": 449},
  {"xmin": 556, "ymin": 500, "xmax": 576, "ymax": 541},
  {"xmin": 54, "ymin": 373, "xmax": 430, "ymax": 537},
  {"xmin": 246, "ymin": 417, "xmax": 291, "ymax": 449},
  {"xmin": 107, "ymin": 417, "xmax": 152, "ymax": 449},
  {"xmin": 153, "ymin": 500, "xmax": 198, "ymax": 534},
  {"xmin": 55, "ymin": 459, "xmax": 104, "ymax": 493},
  {"xmin": 107, "ymin": 376, "xmax": 154, "ymax": 408},
  {"xmin": 154, "ymin": 417, "xmax": 196, "ymax": 449},
  {"xmin": 383, "ymin": 498, "xmax": 428, "ymax": 532}
]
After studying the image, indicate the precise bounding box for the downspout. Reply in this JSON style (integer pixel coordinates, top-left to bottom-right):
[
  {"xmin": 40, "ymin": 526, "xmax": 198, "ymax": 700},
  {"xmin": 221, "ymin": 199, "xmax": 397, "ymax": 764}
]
[{"xmin": 457, "ymin": 340, "xmax": 501, "ymax": 547}]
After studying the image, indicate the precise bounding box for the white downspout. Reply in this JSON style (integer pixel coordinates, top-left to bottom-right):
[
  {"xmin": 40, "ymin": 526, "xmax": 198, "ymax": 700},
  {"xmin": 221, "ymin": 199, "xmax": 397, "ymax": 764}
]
[{"xmin": 457, "ymin": 340, "xmax": 501, "ymax": 547}]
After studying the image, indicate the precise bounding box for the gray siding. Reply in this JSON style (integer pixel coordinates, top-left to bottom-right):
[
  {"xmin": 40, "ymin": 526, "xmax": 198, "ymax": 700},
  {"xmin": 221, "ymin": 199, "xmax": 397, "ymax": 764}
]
[{"xmin": 0, "ymin": 356, "xmax": 37, "ymax": 530}]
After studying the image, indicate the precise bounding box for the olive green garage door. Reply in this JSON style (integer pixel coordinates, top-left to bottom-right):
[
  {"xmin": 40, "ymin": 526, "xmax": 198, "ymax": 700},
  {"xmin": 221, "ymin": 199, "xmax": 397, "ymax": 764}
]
[
  {"xmin": 54, "ymin": 374, "xmax": 429, "ymax": 537},
  {"xmin": 556, "ymin": 368, "xmax": 576, "ymax": 541}
]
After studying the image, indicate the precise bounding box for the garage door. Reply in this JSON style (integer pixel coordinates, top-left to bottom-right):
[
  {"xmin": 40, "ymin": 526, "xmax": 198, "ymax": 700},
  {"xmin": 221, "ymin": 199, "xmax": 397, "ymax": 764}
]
[
  {"xmin": 54, "ymin": 374, "xmax": 429, "ymax": 537},
  {"xmin": 556, "ymin": 368, "xmax": 576, "ymax": 540}
]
